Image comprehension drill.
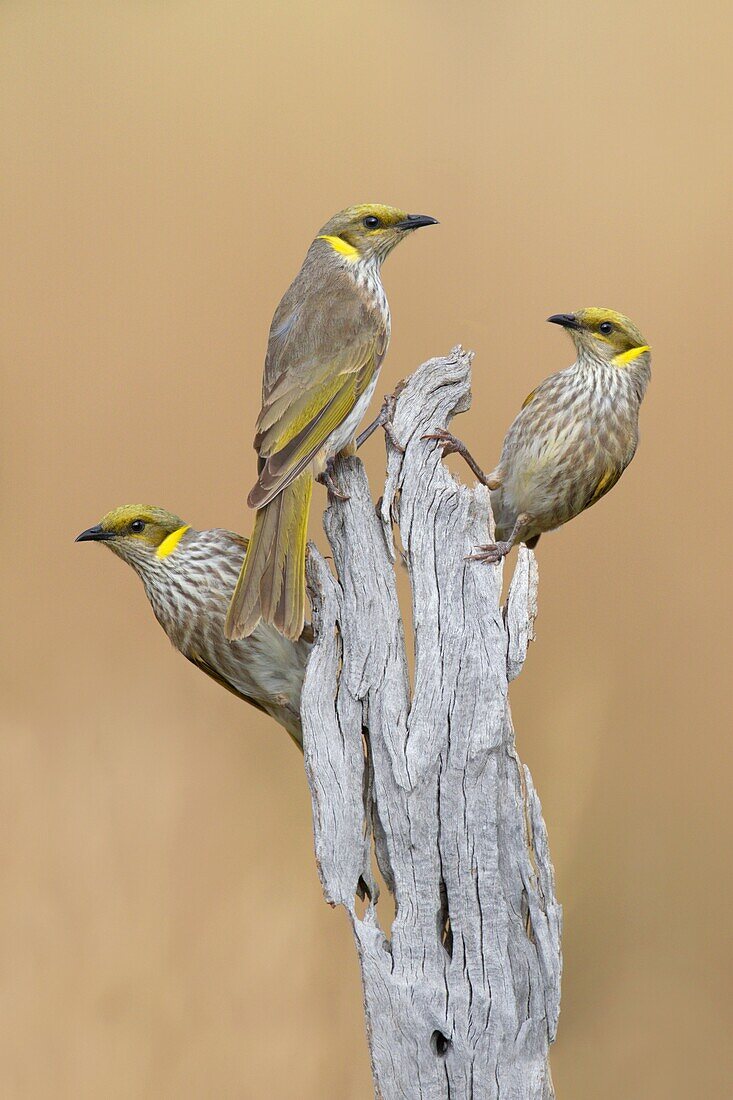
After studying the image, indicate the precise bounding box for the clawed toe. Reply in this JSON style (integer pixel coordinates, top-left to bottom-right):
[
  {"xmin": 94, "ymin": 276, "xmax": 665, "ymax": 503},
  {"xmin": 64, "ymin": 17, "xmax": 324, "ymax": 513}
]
[
  {"xmin": 422, "ymin": 428, "xmax": 492, "ymax": 486},
  {"xmin": 325, "ymin": 480, "xmax": 350, "ymax": 501},
  {"xmin": 465, "ymin": 542, "xmax": 510, "ymax": 564},
  {"xmin": 317, "ymin": 464, "xmax": 350, "ymax": 500},
  {"xmin": 380, "ymin": 393, "xmax": 405, "ymax": 452},
  {"xmin": 384, "ymin": 416, "xmax": 406, "ymax": 454},
  {"xmin": 356, "ymin": 390, "xmax": 405, "ymax": 452},
  {"xmin": 421, "ymin": 429, "xmax": 461, "ymax": 458}
]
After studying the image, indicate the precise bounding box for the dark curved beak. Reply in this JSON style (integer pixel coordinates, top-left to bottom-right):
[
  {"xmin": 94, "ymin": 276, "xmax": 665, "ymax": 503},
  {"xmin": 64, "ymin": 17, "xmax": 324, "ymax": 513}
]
[
  {"xmin": 75, "ymin": 524, "xmax": 114, "ymax": 543},
  {"xmin": 547, "ymin": 313, "xmax": 581, "ymax": 330},
  {"xmin": 396, "ymin": 214, "xmax": 439, "ymax": 231}
]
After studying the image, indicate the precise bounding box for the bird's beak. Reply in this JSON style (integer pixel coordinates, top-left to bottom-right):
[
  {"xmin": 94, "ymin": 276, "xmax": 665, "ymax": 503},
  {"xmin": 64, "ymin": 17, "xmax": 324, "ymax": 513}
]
[
  {"xmin": 396, "ymin": 214, "xmax": 439, "ymax": 231},
  {"xmin": 547, "ymin": 313, "xmax": 581, "ymax": 330},
  {"xmin": 75, "ymin": 524, "xmax": 115, "ymax": 543}
]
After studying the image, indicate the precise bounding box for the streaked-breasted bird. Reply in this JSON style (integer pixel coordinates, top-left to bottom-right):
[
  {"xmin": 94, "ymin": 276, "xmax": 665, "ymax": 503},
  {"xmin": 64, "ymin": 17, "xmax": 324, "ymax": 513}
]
[
  {"xmin": 425, "ymin": 308, "xmax": 651, "ymax": 560},
  {"xmin": 225, "ymin": 204, "xmax": 438, "ymax": 642},
  {"xmin": 76, "ymin": 506, "xmax": 312, "ymax": 747}
]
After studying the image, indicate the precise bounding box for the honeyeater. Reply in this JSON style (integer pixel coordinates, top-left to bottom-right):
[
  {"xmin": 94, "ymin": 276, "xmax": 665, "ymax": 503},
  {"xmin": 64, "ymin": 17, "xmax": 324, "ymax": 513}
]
[
  {"xmin": 426, "ymin": 308, "xmax": 651, "ymax": 560},
  {"xmin": 225, "ymin": 204, "xmax": 438, "ymax": 641},
  {"xmin": 76, "ymin": 506, "xmax": 311, "ymax": 747}
]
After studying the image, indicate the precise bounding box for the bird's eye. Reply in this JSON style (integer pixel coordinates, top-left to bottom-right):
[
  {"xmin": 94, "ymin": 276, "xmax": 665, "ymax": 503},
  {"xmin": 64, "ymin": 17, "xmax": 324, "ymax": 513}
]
[
  {"xmin": 363, "ymin": 215, "xmax": 380, "ymax": 229},
  {"xmin": 130, "ymin": 520, "xmax": 145, "ymax": 534},
  {"xmin": 599, "ymin": 322, "xmax": 614, "ymax": 335}
]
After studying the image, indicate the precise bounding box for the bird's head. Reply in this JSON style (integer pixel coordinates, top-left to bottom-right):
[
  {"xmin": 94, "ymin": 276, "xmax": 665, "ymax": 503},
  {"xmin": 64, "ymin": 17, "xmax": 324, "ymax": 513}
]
[
  {"xmin": 316, "ymin": 204, "xmax": 438, "ymax": 264},
  {"xmin": 75, "ymin": 505, "xmax": 190, "ymax": 572},
  {"xmin": 548, "ymin": 308, "xmax": 650, "ymax": 367}
]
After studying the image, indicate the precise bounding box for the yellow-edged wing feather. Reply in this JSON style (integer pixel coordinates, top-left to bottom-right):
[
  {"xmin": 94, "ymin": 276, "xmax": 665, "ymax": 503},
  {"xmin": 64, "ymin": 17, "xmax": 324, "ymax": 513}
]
[
  {"xmin": 249, "ymin": 340, "xmax": 384, "ymax": 509},
  {"xmin": 521, "ymin": 387, "xmax": 538, "ymax": 409},
  {"xmin": 245, "ymin": 253, "xmax": 389, "ymax": 510},
  {"xmin": 585, "ymin": 466, "xmax": 622, "ymax": 510}
]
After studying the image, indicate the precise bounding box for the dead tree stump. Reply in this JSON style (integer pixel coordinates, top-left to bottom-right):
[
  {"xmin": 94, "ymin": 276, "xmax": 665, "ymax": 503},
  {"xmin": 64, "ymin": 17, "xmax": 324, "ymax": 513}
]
[{"xmin": 301, "ymin": 348, "xmax": 561, "ymax": 1099}]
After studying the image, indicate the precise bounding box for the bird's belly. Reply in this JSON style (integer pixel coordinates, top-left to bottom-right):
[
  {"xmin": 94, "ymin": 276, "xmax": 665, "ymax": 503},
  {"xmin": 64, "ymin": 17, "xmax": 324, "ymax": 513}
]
[
  {"xmin": 198, "ymin": 610, "xmax": 308, "ymax": 736},
  {"xmin": 230, "ymin": 626, "xmax": 308, "ymax": 707},
  {"xmin": 499, "ymin": 430, "xmax": 624, "ymax": 537},
  {"xmin": 505, "ymin": 467, "xmax": 564, "ymax": 519},
  {"xmin": 322, "ymin": 373, "xmax": 380, "ymax": 458}
]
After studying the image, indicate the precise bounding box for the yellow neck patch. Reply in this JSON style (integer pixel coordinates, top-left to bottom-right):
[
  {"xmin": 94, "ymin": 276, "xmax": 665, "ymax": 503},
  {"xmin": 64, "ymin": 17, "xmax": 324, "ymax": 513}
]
[
  {"xmin": 317, "ymin": 234, "xmax": 360, "ymax": 261},
  {"xmin": 156, "ymin": 524, "xmax": 190, "ymax": 559},
  {"xmin": 612, "ymin": 345, "xmax": 650, "ymax": 367}
]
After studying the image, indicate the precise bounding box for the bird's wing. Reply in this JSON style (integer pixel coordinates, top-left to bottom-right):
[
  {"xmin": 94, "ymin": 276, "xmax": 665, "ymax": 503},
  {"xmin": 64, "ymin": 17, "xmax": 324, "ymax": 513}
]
[
  {"xmin": 185, "ymin": 652, "xmax": 270, "ymax": 715},
  {"xmin": 261, "ymin": 247, "xmax": 379, "ymax": 396},
  {"xmin": 583, "ymin": 465, "xmax": 623, "ymax": 510},
  {"xmin": 249, "ymin": 351, "xmax": 383, "ymax": 508},
  {"xmin": 248, "ymin": 265, "xmax": 388, "ymax": 509}
]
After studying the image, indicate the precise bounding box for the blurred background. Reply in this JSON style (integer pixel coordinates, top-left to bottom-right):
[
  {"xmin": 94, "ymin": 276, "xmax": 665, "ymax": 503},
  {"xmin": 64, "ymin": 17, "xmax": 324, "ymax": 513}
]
[{"xmin": 2, "ymin": 1, "xmax": 731, "ymax": 1096}]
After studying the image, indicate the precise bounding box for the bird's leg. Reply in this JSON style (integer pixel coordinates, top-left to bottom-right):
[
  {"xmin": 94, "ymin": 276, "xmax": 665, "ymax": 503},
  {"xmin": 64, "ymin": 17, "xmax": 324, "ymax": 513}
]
[
  {"xmin": 421, "ymin": 428, "xmax": 500, "ymax": 489},
  {"xmin": 356, "ymin": 382, "xmax": 407, "ymax": 453},
  {"xmin": 466, "ymin": 513, "xmax": 532, "ymax": 565},
  {"xmin": 355, "ymin": 415, "xmax": 381, "ymax": 448},
  {"xmin": 317, "ymin": 458, "xmax": 350, "ymax": 500}
]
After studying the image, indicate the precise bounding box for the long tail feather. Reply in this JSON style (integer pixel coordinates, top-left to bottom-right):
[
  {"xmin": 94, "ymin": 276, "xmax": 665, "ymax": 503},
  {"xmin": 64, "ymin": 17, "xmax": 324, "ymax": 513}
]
[{"xmin": 225, "ymin": 471, "xmax": 312, "ymax": 641}]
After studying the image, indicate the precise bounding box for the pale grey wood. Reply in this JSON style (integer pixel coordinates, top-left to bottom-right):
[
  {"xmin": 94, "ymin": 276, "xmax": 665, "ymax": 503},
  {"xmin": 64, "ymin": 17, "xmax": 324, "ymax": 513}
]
[{"xmin": 301, "ymin": 348, "xmax": 561, "ymax": 1099}]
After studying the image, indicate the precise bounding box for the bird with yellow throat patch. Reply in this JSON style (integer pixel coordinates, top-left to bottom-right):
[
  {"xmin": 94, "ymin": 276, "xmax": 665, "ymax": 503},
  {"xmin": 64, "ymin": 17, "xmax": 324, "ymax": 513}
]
[
  {"xmin": 225, "ymin": 204, "xmax": 438, "ymax": 641},
  {"xmin": 425, "ymin": 308, "xmax": 651, "ymax": 560},
  {"xmin": 76, "ymin": 506, "xmax": 312, "ymax": 747}
]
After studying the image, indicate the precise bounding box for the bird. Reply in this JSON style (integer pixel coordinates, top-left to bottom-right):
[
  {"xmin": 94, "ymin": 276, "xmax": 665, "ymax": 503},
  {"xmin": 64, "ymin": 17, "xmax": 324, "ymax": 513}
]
[
  {"xmin": 76, "ymin": 505, "xmax": 312, "ymax": 747},
  {"xmin": 225, "ymin": 203, "xmax": 438, "ymax": 642},
  {"xmin": 424, "ymin": 308, "xmax": 651, "ymax": 561}
]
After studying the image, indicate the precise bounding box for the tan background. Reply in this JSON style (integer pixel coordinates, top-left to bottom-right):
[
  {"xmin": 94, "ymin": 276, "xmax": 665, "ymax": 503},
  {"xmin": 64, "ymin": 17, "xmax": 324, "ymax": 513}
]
[{"xmin": 1, "ymin": 1, "xmax": 731, "ymax": 1096}]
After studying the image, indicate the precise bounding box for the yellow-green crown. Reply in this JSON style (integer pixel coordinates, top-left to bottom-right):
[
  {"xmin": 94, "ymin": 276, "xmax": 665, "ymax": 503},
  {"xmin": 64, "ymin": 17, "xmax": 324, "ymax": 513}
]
[
  {"xmin": 76, "ymin": 505, "xmax": 190, "ymax": 559},
  {"xmin": 316, "ymin": 204, "xmax": 437, "ymax": 261},
  {"xmin": 320, "ymin": 204, "xmax": 408, "ymax": 235},
  {"xmin": 576, "ymin": 308, "xmax": 647, "ymax": 350},
  {"xmin": 99, "ymin": 505, "xmax": 185, "ymax": 540},
  {"xmin": 549, "ymin": 307, "xmax": 649, "ymax": 365}
]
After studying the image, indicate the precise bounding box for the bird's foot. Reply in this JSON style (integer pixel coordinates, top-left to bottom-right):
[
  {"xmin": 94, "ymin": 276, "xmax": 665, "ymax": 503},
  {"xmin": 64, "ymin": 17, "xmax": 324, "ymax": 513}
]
[
  {"xmin": 422, "ymin": 428, "xmax": 466, "ymax": 458},
  {"xmin": 356, "ymin": 384, "xmax": 406, "ymax": 453},
  {"xmin": 317, "ymin": 460, "xmax": 350, "ymax": 500},
  {"xmin": 421, "ymin": 429, "xmax": 493, "ymax": 486},
  {"xmin": 465, "ymin": 540, "xmax": 512, "ymax": 564}
]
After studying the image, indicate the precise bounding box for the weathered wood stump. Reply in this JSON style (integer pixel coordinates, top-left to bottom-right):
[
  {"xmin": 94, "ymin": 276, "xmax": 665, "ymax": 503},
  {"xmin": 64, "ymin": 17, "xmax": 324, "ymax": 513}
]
[{"xmin": 301, "ymin": 348, "xmax": 561, "ymax": 1099}]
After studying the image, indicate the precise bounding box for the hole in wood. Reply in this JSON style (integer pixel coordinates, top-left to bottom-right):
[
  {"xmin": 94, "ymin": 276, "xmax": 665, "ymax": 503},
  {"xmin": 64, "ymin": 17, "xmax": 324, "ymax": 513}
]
[
  {"xmin": 431, "ymin": 1030, "xmax": 451, "ymax": 1057},
  {"xmin": 353, "ymin": 876, "xmax": 371, "ymax": 920}
]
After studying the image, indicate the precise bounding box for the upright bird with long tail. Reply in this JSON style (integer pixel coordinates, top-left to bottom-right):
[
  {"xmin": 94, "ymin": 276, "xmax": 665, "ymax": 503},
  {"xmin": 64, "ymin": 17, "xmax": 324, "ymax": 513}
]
[{"xmin": 225, "ymin": 204, "xmax": 438, "ymax": 640}]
